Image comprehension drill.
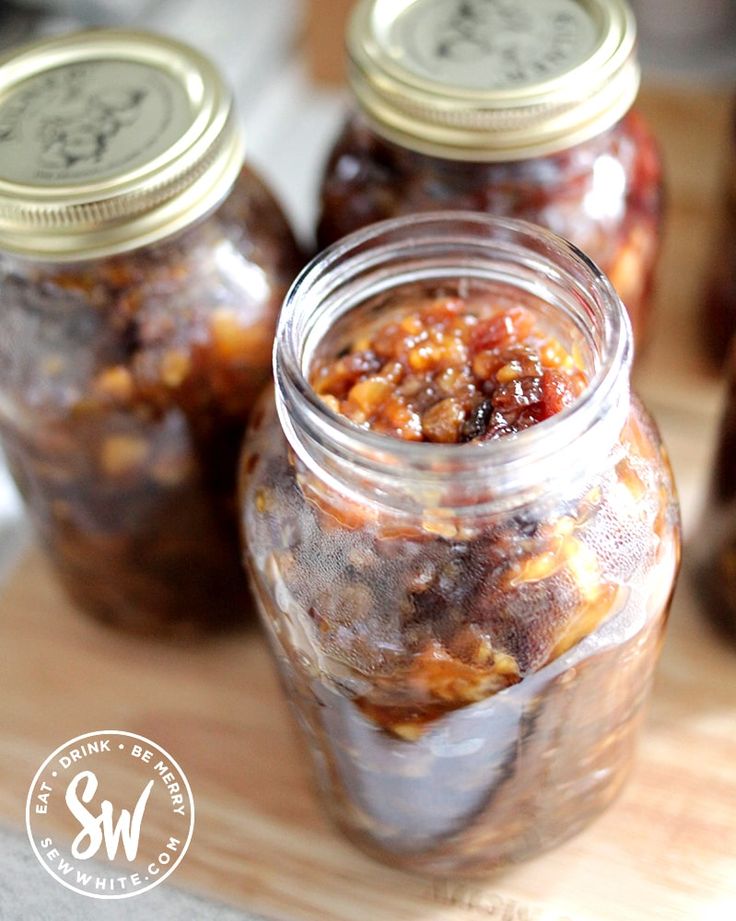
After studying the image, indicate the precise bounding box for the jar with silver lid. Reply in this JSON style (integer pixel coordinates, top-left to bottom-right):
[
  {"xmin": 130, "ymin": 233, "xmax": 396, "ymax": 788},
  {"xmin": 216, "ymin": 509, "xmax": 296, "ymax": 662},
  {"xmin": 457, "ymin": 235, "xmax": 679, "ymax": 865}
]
[
  {"xmin": 317, "ymin": 0, "xmax": 663, "ymax": 350},
  {"xmin": 0, "ymin": 30, "xmax": 301, "ymax": 636}
]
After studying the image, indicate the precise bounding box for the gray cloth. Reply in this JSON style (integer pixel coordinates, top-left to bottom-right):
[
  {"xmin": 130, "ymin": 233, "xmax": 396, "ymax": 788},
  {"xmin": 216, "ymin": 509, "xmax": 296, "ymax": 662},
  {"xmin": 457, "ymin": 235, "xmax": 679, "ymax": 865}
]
[{"xmin": 0, "ymin": 825, "xmax": 274, "ymax": 921}]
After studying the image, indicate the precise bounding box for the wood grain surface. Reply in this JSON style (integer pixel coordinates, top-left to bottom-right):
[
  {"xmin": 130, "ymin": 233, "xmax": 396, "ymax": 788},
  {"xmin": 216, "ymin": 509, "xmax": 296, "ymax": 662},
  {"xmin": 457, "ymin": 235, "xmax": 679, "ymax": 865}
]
[{"xmin": 1, "ymin": 87, "xmax": 735, "ymax": 921}]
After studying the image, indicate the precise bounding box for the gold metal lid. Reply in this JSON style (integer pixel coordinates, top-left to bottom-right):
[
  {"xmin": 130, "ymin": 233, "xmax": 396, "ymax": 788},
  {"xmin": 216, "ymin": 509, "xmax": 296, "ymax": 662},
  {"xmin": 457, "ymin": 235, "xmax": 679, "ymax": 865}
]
[
  {"xmin": 348, "ymin": 0, "xmax": 640, "ymax": 161},
  {"xmin": 0, "ymin": 29, "xmax": 245, "ymax": 260}
]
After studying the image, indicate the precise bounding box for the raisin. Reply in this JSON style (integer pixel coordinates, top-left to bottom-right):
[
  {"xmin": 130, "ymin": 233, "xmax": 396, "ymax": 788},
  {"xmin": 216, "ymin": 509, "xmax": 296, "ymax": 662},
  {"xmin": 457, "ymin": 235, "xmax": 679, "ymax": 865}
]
[
  {"xmin": 482, "ymin": 408, "xmax": 519, "ymax": 440},
  {"xmin": 494, "ymin": 346, "xmax": 543, "ymax": 380},
  {"xmin": 470, "ymin": 307, "xmax": 535, "ymax": 354},
  {"xmin": 492, "ymin": 377, "xmax": 543, "ymax": 413},
  {"xmin": 461, "ymin": 399, "xmax": 493, "ymax": 442}
]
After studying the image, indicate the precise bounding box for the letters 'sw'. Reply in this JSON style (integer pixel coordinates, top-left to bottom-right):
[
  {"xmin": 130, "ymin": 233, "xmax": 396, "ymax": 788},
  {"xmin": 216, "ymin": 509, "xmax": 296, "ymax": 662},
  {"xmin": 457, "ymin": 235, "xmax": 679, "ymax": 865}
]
[{"xmin": 65, "ymin": 770, "xmax": 154, "ymax": 861}]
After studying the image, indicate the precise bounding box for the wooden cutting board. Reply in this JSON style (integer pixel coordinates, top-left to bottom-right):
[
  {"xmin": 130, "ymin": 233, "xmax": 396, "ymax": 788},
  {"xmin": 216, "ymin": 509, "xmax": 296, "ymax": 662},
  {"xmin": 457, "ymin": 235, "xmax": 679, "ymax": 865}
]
[{"xmin": 1, "ymin": 87, "xmax": 735, "ymax": 921}]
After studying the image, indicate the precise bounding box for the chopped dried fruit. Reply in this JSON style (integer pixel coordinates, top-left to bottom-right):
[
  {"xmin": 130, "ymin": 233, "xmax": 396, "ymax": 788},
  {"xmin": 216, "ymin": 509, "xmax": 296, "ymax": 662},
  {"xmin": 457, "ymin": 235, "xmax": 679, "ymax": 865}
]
[
  {"xmin": 421, "ymin": 398, "xmax": 466, "ymax": 443},
  {"xmin": 160, "ymin": 350, "xmax": 191, "ymax": 388},
  {"xmin": 95, "ymin": 366, "xmax": 134, "ymax": 402},
  {"xmin": 347, "ymin": 377, "xmax": 393, "ymax": 415},
  {"xmin": 470, "ymin": 308, "xmax": 536, "ymax": 355},
  {"xmin": 100, "ymin": 435, "xmax": 148, "ymax": 476},
  {"xmin": 461, "ymin": 399, "xmax": 493, "ymax": 442},
  {"xmin": 310, "ymin": 294, "xmax": 586, "ymax": 443}
]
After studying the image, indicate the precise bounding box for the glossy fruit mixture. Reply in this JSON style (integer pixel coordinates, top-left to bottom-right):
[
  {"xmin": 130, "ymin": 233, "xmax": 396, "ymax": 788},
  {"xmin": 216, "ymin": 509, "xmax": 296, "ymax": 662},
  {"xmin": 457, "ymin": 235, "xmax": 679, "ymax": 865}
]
[
  {"xmin": 311, "ymin": 296, "xmax": 587, "ymax": 444},
  {"xmin": 303, "ymin": 290, "xmax": 616, "ymax": 739}
]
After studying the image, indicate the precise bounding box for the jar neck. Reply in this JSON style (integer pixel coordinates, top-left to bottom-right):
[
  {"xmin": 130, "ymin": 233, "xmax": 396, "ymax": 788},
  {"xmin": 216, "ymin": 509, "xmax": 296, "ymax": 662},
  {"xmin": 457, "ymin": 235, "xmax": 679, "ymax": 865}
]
[
  {"xmin": 353, "ymin": 110, "xmax": 624, "ymax": 178},
  {"xmin": 274, "ymin": 213, "xmax": 632, "ymax": 519}
]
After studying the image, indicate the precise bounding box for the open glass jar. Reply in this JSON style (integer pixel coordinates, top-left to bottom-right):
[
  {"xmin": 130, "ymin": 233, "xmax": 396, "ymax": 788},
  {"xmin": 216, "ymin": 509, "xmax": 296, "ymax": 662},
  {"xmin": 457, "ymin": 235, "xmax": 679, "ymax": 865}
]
[
  {"xmin": 242, "ymin": 213, "xmax": 680, "ymax": 874},
  {"xmin": 0, "ymin": 31, "xmax": 301, "ymax": 636},
  {"xmin": 317, "ymin": 0, "xmax": 663, "ymax": 349}
]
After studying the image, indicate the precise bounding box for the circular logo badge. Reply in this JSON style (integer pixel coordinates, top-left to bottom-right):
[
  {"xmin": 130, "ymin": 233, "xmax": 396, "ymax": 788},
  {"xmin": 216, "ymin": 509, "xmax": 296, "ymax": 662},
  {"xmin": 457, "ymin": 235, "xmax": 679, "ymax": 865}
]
[{"xmin": 26, "ymin": 730, "xmax": 195, "ymax": 900}]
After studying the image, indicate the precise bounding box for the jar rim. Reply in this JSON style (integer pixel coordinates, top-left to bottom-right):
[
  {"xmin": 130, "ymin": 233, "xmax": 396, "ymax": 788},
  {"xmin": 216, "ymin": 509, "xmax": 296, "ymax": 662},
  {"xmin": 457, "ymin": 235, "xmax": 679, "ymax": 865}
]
[{"xmin": 275, "ymin": 212, "xmax": 632, "ymax": 514}]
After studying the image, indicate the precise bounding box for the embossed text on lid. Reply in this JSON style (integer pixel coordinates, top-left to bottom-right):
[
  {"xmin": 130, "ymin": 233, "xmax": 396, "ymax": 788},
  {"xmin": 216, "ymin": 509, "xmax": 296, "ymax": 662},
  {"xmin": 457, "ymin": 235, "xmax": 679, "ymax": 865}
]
[
  {"xmin": 0, "ymin": 60, "xmax": 192, "ymax": 186},
  {"xmin": 390, "ymin": 0, "xmax": 600, "ymax": 91},
  {"xmin": 0, "ymin": 30, "xmax": 245, "ymax": 259}
]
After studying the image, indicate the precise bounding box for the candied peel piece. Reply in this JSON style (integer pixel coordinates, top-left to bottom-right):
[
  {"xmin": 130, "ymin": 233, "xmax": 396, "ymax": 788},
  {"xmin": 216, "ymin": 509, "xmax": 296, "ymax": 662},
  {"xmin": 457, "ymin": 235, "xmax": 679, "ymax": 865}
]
[
  {"xmin": 160, "ymin": 350, "xmax": 191, "ymax": 388},
  {"xmin": 356, "ymin": 638, "xmax": 521, "ymax": 740},
  {"xmin": 210, "ymin": 308, "xmax": 267, "ymax": 362},
  {"xmin": 94, "ymin": 366, "xmax": 135, "ymax": 403},
  {"xmin": 99, "ymin": 435, "xmax": 148, "ymax": 476},
  {"xmin": 347, "ymin": 377, "xmax": 393, "ymax": 414},
  {"xmin": 421, "ymin": 397, "xmax": 466, "ymax": 443}
]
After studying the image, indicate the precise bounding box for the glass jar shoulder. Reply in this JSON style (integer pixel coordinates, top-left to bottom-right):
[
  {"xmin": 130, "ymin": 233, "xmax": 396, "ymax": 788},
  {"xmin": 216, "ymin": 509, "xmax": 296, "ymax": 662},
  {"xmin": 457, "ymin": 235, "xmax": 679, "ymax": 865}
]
[
  {"xmin": 318, "ymin": 111, "xmax": 662, "ymax": 244},
  {"xmin": 0, "ymin": 162, "xmax": 300, "ymax": 335},
  {"xmin": 218, "ymin": 163, "xmax": 303, "ymax": 281}
]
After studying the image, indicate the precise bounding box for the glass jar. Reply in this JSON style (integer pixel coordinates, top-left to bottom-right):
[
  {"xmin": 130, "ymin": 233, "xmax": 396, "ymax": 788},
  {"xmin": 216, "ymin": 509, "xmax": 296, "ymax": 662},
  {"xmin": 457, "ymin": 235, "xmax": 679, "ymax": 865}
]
[
  {"xmin": 0, "ymin": 31, "xmax": 301, "ymax": 636},
  {"xmin": 317, "ymin": 0, "xmax": 663, "ymax": 349},
  {"xmin": 695, "ymin": 357, "xmax": 736, "ymax": 636},
  {"xmin": 702, "ymin": 98, "xmax": 736, "ymax": 365},
  {"xmin": 241, "ymin": 214, "xmax": 680, "ymax": 874}
]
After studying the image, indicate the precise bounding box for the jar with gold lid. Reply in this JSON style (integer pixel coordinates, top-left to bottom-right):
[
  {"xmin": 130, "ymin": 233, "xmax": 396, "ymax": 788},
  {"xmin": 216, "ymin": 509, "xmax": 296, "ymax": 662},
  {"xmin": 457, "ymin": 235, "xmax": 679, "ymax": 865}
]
[
  {"xmin": 317, "ymin": 0, "xmax": 663, "ymax": 349},
  {"xmin": 0, "ymin": 30, "xmax": 301, "ymax": 636}
]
